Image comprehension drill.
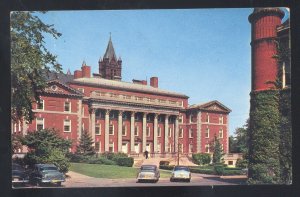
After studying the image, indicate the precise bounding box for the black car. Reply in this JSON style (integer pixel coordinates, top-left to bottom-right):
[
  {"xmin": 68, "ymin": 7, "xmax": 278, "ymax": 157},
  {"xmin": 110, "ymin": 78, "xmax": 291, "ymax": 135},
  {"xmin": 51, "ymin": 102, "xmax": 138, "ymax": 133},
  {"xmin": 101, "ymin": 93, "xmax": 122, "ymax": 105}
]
[
  {"xmin": 30, "ymin": 164, "xmax": 65, "ymax": 186},
  {"xmin": 12, "ymin": 163, "xmax": 29, "ymax": 186}
]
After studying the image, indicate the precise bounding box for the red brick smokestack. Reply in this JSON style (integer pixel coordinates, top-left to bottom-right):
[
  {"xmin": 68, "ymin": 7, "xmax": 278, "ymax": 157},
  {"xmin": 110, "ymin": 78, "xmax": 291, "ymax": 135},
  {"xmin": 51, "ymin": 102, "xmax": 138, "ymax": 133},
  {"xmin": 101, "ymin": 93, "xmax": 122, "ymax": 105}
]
[
  {"xmin": 248, "ymin": 8, "xmax": 284, "ymax": 91},
  {"xmin": 150, "ymin": 77, "xmax": 158, "ymax": 88},
  {"xmin": 74, "ymin": 70, "xmax": 82, "ymax": 79},
  {"xmin": 81, "ymin": 62, "xmax": 91, "ymax": 78}
]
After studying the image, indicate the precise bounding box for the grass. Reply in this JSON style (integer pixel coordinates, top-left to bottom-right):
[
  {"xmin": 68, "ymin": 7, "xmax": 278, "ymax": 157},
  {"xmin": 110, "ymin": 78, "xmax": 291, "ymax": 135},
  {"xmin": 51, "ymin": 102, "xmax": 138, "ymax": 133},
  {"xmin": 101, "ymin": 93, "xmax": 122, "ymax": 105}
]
[{"xmin": 70, "ymin": 163, "xmax": 171, "ymax": 179}]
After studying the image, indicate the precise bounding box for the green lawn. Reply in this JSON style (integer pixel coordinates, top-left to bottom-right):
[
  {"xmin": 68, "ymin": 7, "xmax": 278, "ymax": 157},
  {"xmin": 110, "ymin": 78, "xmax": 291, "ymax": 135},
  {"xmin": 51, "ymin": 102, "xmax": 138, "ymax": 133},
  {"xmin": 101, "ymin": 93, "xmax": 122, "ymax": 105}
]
[{"xmin": 70, "ymin": 163, "xmax": 171, "ymax": 179}]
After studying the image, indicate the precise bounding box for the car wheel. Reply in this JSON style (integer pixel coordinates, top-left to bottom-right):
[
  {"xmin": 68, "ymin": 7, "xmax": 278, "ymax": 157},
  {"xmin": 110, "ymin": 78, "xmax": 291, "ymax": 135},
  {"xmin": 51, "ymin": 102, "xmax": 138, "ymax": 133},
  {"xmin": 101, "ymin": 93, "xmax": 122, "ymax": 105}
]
[
  {"xmin": 57, "ymin": 182, "xmax": 62, "ymax": 186},
  {"xmin": 187, "ymin": 179, "xmax": 191, "ymax": 183},
  {"xmin": 170, "ymin": 178, "xmax": 173, "ymax": 182}
]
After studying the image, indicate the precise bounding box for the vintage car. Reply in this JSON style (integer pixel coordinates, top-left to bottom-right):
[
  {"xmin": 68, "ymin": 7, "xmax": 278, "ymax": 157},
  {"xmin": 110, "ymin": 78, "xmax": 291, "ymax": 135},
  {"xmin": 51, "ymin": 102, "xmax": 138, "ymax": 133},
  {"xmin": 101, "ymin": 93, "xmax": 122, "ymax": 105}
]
[
  {"xmin": 137, "ymin": 165, "xmax": 160, "ymax": 183},
  {"xmin": 170, "ymin": 166, "xmax": 191, "ymax": 182},
  {"xmin": 12, "ymin": 163, "xmax": 29, "ymax": 186},
  {"xmin": 30, "ymin": 164, "xmax": 65, "ymax": 186}
]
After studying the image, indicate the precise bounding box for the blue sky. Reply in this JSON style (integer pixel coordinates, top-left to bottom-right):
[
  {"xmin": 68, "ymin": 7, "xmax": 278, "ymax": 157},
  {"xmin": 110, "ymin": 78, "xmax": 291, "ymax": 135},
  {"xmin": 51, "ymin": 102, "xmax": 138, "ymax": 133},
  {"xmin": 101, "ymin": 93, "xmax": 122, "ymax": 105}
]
[{"xmin": 37, "ymin": 8, "xmax": 289, "ymax": 136}]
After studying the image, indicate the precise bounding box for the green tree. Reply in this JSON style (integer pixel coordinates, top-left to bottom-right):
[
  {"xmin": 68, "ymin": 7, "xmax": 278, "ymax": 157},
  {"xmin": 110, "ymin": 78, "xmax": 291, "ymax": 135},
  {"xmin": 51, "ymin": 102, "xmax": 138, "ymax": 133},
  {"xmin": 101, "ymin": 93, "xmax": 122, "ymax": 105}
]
[
  {"xmin": 11, "ymin": 11, "xmax": 62, "ymax": 122},
  {"xmin": 211, "ymin": 135, "xmax": 224, "ymax": 164},
  {"xmin": 192, "ymin": 153, "xmax": 211, "ymax": 165},
  {"xmin": 21, "ymin": 128, "xmax": 71, "ymax": 173},
  {"xmin": 76, "ymin": 130, "xmax": 95, "ymax": 156},
  {"xmin": 229, "ymin": 136, "xmax": 238, "ymax": 153},
  {"xmin": 11, "ymin": 133, "xmax": 23, "ymax": 154}
]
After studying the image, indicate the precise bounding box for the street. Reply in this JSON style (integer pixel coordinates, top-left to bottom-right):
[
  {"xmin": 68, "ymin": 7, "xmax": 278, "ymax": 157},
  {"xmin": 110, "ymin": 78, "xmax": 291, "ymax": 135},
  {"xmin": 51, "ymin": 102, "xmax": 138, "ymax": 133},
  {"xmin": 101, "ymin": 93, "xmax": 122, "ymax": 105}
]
[{"xmin": 13, "ymin": 171, "xmax": 247, "ymax": 188}]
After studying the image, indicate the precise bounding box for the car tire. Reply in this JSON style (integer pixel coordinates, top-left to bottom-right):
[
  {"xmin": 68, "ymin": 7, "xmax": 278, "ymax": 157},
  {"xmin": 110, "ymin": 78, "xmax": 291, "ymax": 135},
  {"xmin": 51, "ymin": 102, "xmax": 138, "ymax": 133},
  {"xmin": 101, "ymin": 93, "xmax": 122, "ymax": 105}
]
[
  {"xmin": 170, "ymin": 178, "xmax": 173, "ymax": 182},
  {"xmin": 57, "ymin": 182, "xmax": 62, "ymax": 186}
]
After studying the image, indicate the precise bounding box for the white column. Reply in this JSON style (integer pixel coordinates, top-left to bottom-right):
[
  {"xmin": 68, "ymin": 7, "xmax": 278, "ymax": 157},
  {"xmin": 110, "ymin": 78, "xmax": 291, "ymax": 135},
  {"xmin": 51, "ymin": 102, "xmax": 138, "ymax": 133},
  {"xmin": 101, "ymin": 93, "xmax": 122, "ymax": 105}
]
[
  {"xmin": 130, "ymin": 111, "xmax": 135, "ymax": 153},
  {"xmin": 105, "ymin": 109, "xmax": 110, "ymax": 152},
  {"xmin": 118, "ymin": 111, "xmax": 123, "ymax": 152},
  {"xmin": 174, "ymin": 116, "xmax": 179, "ymax": 153},
  {"xmin": 90, "ymin": 108, "xmax": 96, "ymax": 146},
  {"xmin": 77, "ymin": 100, "xmax": 82, "ymax": 141},
  {"xmin": 142, "ymin": 113, "xmax": 147, "ymax": 152},
  {"xmin": 153, "ymin": 113, "xmax": 158, "ymax": 153},
  {"xmin": 164, "ymin": 115, "xmax": 169, "ymax": 153},
  {"xmin": 197, "ymin": 111, "xmax": 202, "ymax": 153}
]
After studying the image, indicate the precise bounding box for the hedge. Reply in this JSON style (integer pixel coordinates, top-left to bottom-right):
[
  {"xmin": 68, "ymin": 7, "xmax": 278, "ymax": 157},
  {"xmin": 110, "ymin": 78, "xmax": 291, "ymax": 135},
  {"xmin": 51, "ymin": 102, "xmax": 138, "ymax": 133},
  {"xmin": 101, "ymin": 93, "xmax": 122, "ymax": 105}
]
[{"xmin": 114, "ymin": 157, "xmax": 134, "ymax": 167}]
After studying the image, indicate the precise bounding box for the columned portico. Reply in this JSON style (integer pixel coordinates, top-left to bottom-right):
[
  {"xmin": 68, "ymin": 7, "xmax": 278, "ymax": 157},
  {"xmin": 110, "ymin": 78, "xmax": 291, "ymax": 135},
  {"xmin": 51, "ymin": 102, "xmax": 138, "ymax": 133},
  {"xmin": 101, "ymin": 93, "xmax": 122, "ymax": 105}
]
[
  {"xmin": 105, "ymin": 109, "xmax": 110, "ymax": 151},
  {"xmin": 153, "ymin": 113, "xmax": 158, "ymax": 153},
  {"xmin": 118, "ymin": 111, "xmax": 123, "ymax": 152},
  {"xmin": 130, "ymin": 111, "xmax": 135, "ymax": 153},
  {"xmin": 142, "ymin": 113, "xmax": 147, "ymax": 152},
  {"xmin": 164, "ymin": 115, "xmax": 169, "ymax": 153}
]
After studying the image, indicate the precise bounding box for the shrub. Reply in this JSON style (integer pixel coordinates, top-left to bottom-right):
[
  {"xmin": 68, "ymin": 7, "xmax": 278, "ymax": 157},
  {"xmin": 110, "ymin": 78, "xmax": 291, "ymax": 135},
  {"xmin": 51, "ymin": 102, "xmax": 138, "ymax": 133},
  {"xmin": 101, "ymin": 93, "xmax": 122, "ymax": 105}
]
[
  {"xmin": 192, "ymin": 153, "xmax": 211, "ymax": 165},
  {"xmin": 190, "ymin": 168, "xmax": 215, "ymax": 175},
  {"xmin": 87, "ymin": 157, "xmax": 116, "ymax": 165},
  {"xmin": 159, "ymin": 161, "xmax": 170, "ymax": 166},
  {"xmin": 159, "ymin": 165, "xmax": 174, "ymax": 171},
  {"xmin": 114, "ymin": 157, "xmax": 134, "ymax": 167},
  {"xmin": 214, "ymin": 164, "xmax": 225, "ymax": 175},
  {"xmin": 236, "ymin": 158, "xmax": 248, "ymax": 169}
]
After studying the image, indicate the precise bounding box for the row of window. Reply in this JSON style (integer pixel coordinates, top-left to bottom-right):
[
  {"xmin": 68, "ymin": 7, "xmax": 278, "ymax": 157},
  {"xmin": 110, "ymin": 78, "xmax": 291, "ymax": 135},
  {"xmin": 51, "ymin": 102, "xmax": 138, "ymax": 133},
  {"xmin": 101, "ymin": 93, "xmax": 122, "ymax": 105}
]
[
  {"xmin": 36, "ymin": 100, "xmax": 72, "ymax": 112},
  {"xmin": 36, "ymin": 118, "xmax": 71, "ymax": 132},
  {"xmin": 94, "ymin": 141, "xmax": 224, "ymax": 153},
  {"xmin": 36, "ymin": 117, "xmax": 223, "ymax": 139},
  {"xmin": 92, "ymin": 90, "xmax": 184, "ymax": 107}
]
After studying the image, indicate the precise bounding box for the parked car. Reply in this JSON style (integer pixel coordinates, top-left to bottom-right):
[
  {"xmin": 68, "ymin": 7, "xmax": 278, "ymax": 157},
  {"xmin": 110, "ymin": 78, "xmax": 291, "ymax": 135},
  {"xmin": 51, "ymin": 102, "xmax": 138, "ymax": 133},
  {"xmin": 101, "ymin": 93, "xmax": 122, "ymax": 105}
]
[
  {"xmin": 137, "ymin": 165, "xmax": 160, "ymax": 183},
  {"xmin": 12, "ymin": 163, "xmax": 29, "ymax": 186},
  {"xmin": 29, "ymin": 164, "xmax": 65, "ymax": 186},
  {"xmin": 170, "ymin": 166, "xmax": 191, "ymax": 182}
]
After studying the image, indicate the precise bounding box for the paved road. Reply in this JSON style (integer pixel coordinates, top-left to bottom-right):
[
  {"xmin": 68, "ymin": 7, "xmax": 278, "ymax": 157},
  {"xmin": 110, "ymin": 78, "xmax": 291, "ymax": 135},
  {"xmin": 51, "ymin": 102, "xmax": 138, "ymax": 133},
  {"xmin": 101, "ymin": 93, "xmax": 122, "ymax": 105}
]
[
  {"xmin": 61, "ymin": 171, "xmax": 246, "ymax": 188},
  {"xmin": 13, "ymin": 171, "xmax": 246, "ymax": 188}
]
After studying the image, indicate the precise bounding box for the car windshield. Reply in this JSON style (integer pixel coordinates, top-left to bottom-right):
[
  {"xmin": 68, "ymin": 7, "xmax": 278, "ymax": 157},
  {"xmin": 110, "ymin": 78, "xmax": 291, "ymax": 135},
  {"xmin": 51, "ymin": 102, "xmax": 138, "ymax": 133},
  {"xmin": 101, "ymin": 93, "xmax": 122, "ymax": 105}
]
[
  {"xmin": 141, "ymin": 166, "xmax": 155, "ymax": 171},
  {"xmin": 40, "ymin": 166, "xmax": 58, "ymax": 171},
  {"xmin": 174, "ymin": 166, "xmax": 189, "ymax": 171}
]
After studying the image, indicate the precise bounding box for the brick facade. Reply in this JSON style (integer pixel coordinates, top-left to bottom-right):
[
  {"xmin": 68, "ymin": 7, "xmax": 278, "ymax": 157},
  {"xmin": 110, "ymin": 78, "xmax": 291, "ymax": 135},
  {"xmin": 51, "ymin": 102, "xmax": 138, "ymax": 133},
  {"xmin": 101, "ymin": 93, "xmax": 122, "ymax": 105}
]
[{"xmin": 12, "ymin": 38, "xmax": 231, "ymax": 156}]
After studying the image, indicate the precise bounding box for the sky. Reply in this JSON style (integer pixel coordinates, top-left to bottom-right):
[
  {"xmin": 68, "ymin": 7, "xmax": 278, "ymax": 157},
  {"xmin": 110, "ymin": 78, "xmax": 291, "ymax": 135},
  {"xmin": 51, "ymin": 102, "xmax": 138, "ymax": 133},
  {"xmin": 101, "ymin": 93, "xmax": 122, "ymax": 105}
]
[{"xmin": 36, "ymin": 8, "xmax": 289, "ymax": 136}]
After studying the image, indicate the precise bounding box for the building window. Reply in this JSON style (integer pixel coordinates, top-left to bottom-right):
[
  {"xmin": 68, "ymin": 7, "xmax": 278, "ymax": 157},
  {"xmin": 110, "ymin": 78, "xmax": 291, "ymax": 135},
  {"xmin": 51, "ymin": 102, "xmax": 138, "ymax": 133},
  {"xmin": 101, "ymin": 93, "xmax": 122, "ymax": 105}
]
[
  {"xmin": 64, "ymin": 119, "xmax": 71, "ymax": 132},
  {"xmin": 95, "ymin": 124, "xmax": 101, "ymax": 135},
  {"xmin": 178, "ymin": 144, "xmax": 183, "ymax": 153},
  {"xmin": 189, "ymin": 144, "xmax": 193, "ymax": 153},
  {"xmin": 109, "ymin": 124, "xmax": 114, "ymax": 135},
  {"xmin": 95, "ymin": 142, "xmax": 100, "ymax": 153},
  {"xmin": 179, "ymin": 128, "xmax": 183, "ymax": 138},
  {"xmin": 122, "ymin": 125, "xmax": 127, "ymax": 136},
  {"xmin": 109, "ymin": 142, "xmax": 114, "ymax": 152},
  {"xmin": 64, "ymin": 102, "xmax": 71, "ymax": 112},
  {"xmin": 228, "ymin": 161, "xmax": 233, "ymax": 165},
  {"xmin": 135, "ymin": 114, "xmax": 141, "ymax": 121},
  {"xmin": 221, "ymin": 144, "xmax": 224, "ymax": 151},
  {"xmin": 36, "ymin": 118, "xmax": 44, "ymax": 130},
  {"xmin": 219, "ymin": 128, "xmax": 223, "ymax": 138},
  {"xmin": 168, "ymin": 127, "xmax": 172, "ymax": 137},
  {"xmin": 109, "ymin": 111, "xmax": 117, "ymax": 119},
  {"xmin": 205, "ymin": 128, "xmax": 209, "ymax": 138},
  {"xmin": 219, "ymin": 116, "xmax": 223, "ymax": 124},
  {"xmin": 189, "ymin": 128, "xmax": 193, "ymax": 138},
  {"xmin": 178, "ymin": 115, "xmax": 183, "ymax": 123},
  {"xmin": 37, "ymin": 100, "xmax": 44, "ymax": 110},
  {"xmin": 158, "ymin": 115, "xmax": 164, "ymax": 123},
  {"xmin": 157, "ymin": 127, "xmax": 161, "ymax": 137},
  {"xmin": 205, "ymin": 144, "xmax": 210, "ymax": 153},
  {"xmin": 205, "ymin": 114, "xmax": 209, "ymax": 123},
  {"xmin": 146, "ymin": 126, "xmax": 150, "ymax": 137},
  {"xmin": 157, "ymin": 143, "xmax": 161, "ymax": 153},
  {"xmin": 134, "ymin": 126, "xmax": 139, "ymax": 136}
]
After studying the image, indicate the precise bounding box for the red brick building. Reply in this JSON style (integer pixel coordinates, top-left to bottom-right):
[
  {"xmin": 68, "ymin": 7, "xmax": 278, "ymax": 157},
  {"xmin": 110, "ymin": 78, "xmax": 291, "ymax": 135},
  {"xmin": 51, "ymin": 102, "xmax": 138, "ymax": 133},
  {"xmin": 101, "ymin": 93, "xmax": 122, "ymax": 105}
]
[{"xmin": 12, "ymin": 36, "xmax": 231, "ymax": 156}]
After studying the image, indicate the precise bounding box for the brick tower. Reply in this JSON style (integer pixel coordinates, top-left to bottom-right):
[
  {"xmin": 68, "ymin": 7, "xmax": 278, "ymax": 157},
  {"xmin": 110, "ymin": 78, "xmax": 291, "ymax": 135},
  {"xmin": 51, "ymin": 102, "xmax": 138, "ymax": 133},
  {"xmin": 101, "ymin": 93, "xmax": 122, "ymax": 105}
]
[
  {"xmin": 98, "ymin": 36, "xmax": 122, "ymax": 80},
  {"xmin": 248, "ymin": 8, "xmax": 284, "ymax": 91}
]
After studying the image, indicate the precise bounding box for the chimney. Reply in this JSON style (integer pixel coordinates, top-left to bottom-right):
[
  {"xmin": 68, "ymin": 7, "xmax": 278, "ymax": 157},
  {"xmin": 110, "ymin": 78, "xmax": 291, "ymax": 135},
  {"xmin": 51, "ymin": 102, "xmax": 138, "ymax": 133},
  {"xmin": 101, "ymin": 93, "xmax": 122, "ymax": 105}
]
[
  {"xmin": 150, "ymin": 77, "xmax": 158, "ymax": 88},
  {"xmin": 132, "ymin": 79, "xmax": 147, "ymax": 85},
  {"xmin": 74, "ymin": 70, "xmax": 82, "ymax": 79},
  {"xmin": 82, "ymin": 65, "xmax": 91, "ymax": 78}
]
